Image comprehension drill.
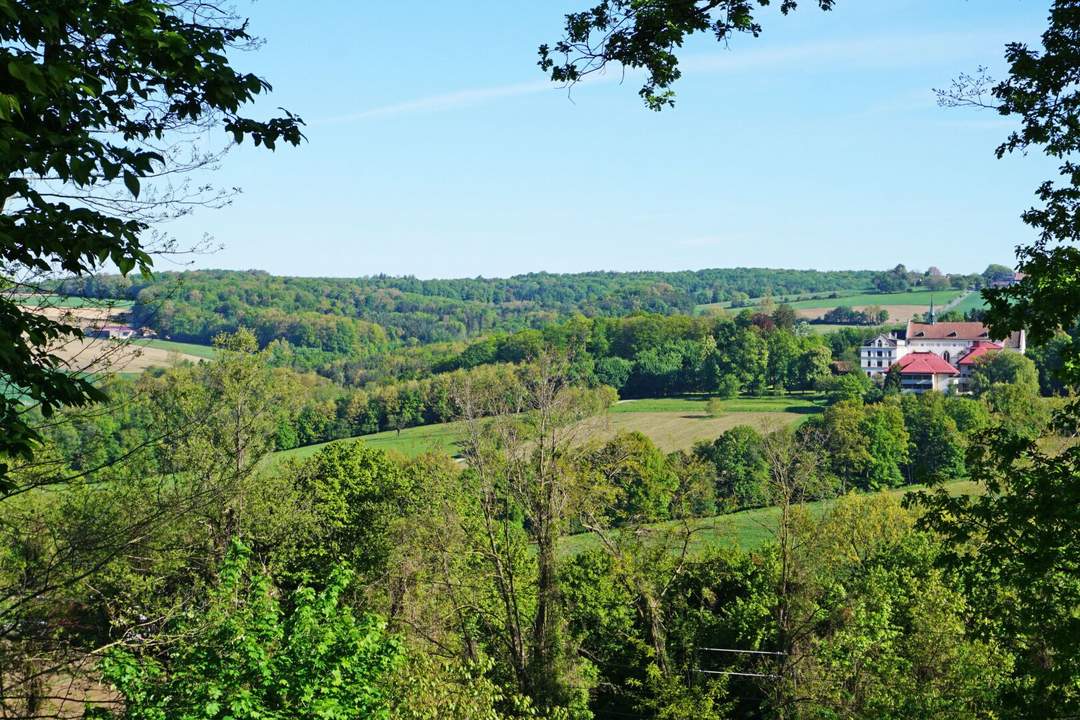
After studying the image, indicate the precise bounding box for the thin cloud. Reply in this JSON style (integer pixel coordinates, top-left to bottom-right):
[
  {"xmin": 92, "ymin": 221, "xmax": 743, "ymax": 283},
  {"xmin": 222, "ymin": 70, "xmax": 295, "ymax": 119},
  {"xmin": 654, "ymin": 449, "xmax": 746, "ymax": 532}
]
[
  {"xmin": 321, "ymin": 80, "xmax": 554, "ymax": 124},
  {"xmin": 321, "ymin": 29, "xmax": 1027, "ymax": 125}
]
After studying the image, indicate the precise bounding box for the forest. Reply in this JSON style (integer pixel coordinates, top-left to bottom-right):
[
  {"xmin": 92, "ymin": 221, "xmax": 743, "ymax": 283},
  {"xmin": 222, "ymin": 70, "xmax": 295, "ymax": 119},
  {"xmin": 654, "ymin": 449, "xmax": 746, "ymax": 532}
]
[
  {"xmin": 55, "ymin": 264, "xmax": 984, "ymax": 349},
  {"xmin": 2, "ymin": 1, "xmax": 1079, "ymax": 719}
]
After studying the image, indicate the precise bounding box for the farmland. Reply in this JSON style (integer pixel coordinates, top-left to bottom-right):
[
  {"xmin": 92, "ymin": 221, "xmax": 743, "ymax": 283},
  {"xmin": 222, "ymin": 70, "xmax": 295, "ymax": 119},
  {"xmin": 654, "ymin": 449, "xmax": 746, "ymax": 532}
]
[
  {"xmin": 697, "ymin": 288, "xmax": 967, "ymax": 325},
  {"xmin": 13, "ymin": 293, "xmax": 134, "ymax": 310},
  {"xmin": 49, "ymin": 337, "xmax": 211, "ymax": 374},
  {"xmin": 559, "ymin": 479, "xmax": 981, "ymax": 556},
  {"xmin": 16, "ymin": 294, "xmax": 217, "ymax": 373},
  {"xmin": 135, "ymin": 338, "xmax": 219, "ymax": 360},
  {"xmin": 272, "ymin": 394, "xmax": 824, "ymax": 463},
  {"xmin": 779, "ymin": 288, "xmax": 964, "ymax": 309},
  {"xmin": 946, "ymin": 290, "xmax": 990, "ymax": 316}
]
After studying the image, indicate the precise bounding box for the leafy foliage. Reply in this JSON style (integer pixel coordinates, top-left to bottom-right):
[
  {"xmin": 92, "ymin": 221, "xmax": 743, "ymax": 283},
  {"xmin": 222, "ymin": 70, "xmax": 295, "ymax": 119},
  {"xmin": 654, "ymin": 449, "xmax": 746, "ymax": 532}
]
[
  {"xmin": 90, "ymin": 540, "xmax": 401, "ymax": 720},
  {"xmin": 0, "ymin": 0, "xmax": 302, "ymax": 487},
  {"xmin": 910, "ymin": 423, "xmax": 1080, "ymax": 716},
  {"xmin": 540, "ymin": 0, "xmax": 835, "ymax": 110}
]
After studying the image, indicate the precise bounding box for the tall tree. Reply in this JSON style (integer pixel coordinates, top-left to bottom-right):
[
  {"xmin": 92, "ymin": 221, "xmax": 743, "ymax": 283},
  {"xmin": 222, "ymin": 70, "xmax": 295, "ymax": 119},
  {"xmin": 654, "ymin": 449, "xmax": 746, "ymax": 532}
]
[{"xmin": 456, "ymin": 353, "xmax": 612, "ymax": 712}]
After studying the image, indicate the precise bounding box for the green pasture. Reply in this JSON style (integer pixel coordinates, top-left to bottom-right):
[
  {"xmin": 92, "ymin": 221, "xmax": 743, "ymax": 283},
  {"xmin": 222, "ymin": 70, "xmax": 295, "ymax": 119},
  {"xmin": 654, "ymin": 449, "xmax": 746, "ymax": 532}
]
[
  {"xmin": 560, "ymin": 479, "xmax": 980, "ymax": 556},
  {"xmin": 274, "ymin": 421, "xmax": 469, "ymax": 463},
  {"xmin": 15, "ymin": 294, "xmax": 133, "ymax": 309},
  {"xmin": 135, "ymin": 338, "xmax": 218, "ymax": 359},
  {"xmin": 272, "ymin": 395, "xmax": 824, "ymax": 464},
  {"xmin": 945, "ymin": 291, "xmax": 989, "ymax": 316},
  {"xmin": 609, "ymin": 395, "xmax": 822, "ymax": 414},
  {"xmin": 780, "ymin": 289, "xmax": 964, "ymax": 310}
]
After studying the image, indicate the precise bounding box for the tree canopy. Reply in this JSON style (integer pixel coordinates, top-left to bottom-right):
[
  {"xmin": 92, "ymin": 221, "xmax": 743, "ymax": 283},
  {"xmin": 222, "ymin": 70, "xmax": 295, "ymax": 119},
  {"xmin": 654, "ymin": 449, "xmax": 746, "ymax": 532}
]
[{"xmin": 0, "ymin": 0, "xmax": 303, "ymax": 487}]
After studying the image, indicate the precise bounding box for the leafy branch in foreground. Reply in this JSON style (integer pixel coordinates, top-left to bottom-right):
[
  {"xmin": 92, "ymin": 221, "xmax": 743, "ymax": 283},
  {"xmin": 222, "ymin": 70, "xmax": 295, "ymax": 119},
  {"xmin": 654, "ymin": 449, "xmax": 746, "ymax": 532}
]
[
  {"xmin": 539, "ymin": 0, "xmax": 833, "ymax": 110},
  {"xmin": 0, "ymin": 0, "xmax": 304, "ymax": 489}
]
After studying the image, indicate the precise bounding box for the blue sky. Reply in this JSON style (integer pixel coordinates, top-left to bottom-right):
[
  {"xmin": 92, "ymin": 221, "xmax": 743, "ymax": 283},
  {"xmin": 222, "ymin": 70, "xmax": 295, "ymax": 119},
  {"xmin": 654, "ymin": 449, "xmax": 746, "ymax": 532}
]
[{"xmin": 167, "ymin": 1, "xmax": 1052, "ymax": 279}]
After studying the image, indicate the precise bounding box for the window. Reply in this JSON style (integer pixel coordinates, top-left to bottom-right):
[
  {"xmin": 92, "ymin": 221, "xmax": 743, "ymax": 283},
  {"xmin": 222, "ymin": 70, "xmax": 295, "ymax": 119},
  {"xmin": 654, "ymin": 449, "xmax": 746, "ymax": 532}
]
[
  {"xmin": 943, "ymin": 351, "xmax": 951, "ymax": 363},
  {"xmin": 877, "ymin": 360, "xmax": 883, "ymax": 367}
]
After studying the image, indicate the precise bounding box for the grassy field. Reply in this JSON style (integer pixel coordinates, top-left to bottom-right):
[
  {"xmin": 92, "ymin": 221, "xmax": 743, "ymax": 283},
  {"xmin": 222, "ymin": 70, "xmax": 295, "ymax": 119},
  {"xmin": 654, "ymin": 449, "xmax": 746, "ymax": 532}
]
[
  {"xmin": 697, "ymin": 289, "xmax": 965, "ymax": 323},
  {"xmin": 610, "ymin": 395, "xmax": 821, "ymax": 414},
  {"xmin": 945, "ymin": 291, "xmax": 989, "ymax": 316},
  {"xmin": 560, "ymin": 479, "xmax": 980, "ymax": 556},
  {"xmin": 135, "ymin": 338, "xmax": 218, "ymax": 359},
  {"xmin": 15, "ymin": 293, "xmax": 133, "ymax": 309},
  {"xmin": 49, "ymin": 337, "xmax": 208, "ymax": 374},
  {"xmin": 272, "ymin": 395, "xmax": 824, "ymax": 464},
  {"xmin": 696, "ymin": 289, "xmax": 872, "ymax": 314},
  {"xmin": 275, "ymin": 421, "xmax": 469, "ymax": 463},
  {"xmin": 779, "ymin": 288, "xmax": 963, "ymax": 310}
]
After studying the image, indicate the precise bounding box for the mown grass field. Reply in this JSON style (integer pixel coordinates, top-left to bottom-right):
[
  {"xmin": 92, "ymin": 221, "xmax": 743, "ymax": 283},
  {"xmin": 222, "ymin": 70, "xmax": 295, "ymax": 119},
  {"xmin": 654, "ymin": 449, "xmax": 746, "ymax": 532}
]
[
  {"xmin": 697, "ymin": 289, "xmax": 964, "ymax": 318},
  {"xmin": 780, "ymin": 288, "xmax": 963, "ymax": 310},
  {"xmin": 945, "ymin": 290, "xmax": 989, "ymax": 316},
  {"xmin": 275, "ymin": 421, "xmax": 469, "ymax": 463},
  {"xmin": 559, "ymin": 479, "xmax": 981, "ymax": 556},
  {"xmin": 272, "ymin": 395, "xmax": 825, "ymax": 463},
  {"xmin": 135, "ymin": 338, "xmax": 218, "ymax": 359},
  {"xmin": 15, "ymin": 293, "xmax": 134, "ymax": 309},
  {"xmin": 50, "ymin": 337, "xmax": 208, "ymax": 374},
  {"xmin": 609, "ymin": 395, "xmax": 821, "ymax": 414}
]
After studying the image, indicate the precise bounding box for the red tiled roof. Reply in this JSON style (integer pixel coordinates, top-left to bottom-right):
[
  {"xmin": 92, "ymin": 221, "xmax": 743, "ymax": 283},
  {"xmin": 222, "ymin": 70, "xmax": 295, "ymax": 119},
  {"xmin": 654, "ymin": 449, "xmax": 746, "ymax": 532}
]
[
  {"xmin": 958, "ymin": 341, "xmax": 1003, "ymax": 366},
  {"xmin": 893, "ymin": 352, "xmax": 959, "ymax": 375},
  {"xmin": 906, "ymin": 321, "xmax": 991, "ymax": 341}
]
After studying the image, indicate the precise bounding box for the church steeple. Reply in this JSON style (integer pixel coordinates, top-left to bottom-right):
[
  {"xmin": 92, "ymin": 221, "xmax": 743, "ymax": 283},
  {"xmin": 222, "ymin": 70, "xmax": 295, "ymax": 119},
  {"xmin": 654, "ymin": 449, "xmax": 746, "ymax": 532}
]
[{"xmin": 929, "ymin": 295, "xmax": 936, "ymax": 325}]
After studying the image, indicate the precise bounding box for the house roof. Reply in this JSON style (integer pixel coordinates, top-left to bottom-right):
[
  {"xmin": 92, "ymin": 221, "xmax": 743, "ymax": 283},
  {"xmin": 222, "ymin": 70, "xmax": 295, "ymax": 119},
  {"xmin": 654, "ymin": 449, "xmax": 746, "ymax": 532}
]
[
  {"xmin": 906, "ymin": 321, "xmax": 991, "ymax": 341},
  {"xmin": 958, "ymin": 341, "xmax": 1003, "ymax": 366},
  {"xmin": 893, "ymin": 352, "xmax": 959, "ymax": 375},
  {"xmin": 906, "ymin": 320, "xmax": 1025, "ymax": 349}
]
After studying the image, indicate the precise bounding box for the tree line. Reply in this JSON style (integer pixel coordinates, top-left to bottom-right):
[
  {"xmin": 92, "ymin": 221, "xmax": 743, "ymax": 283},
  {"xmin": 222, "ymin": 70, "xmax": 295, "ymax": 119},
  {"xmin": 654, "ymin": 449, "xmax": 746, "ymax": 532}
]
[{"xmin": 52, "ymin": 265, "xmax": 986, "ymax": 353}]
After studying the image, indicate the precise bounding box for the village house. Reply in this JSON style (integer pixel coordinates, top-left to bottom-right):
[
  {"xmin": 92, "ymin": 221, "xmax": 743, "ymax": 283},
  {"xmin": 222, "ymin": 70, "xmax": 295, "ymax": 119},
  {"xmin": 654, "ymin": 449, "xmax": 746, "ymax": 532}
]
[
  {"xmin": 892, "ymin": 351, "xmax": 959, "ymax": 393},
  {"xmin": 859, "ymin": 305, "xmax": 1024, "ymax": 393},
  {"xmin": 88, "ymin": 324, "xmax": 136, "ymax": 340},
  {"xmin": 988, "ymin": 271, "xmax": 1025, "ymax": 289}
]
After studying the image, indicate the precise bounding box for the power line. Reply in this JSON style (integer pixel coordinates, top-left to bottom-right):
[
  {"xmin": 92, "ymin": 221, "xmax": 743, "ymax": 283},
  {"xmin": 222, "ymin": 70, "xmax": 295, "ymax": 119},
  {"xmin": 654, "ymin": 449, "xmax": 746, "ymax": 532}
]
[
  {"xmin": 696, "ymin": 668, "xmax": 781, "ymax": 679},
  {"xmin": 699, "ymin": 647, "xmax": 787, "ymax": 656}
]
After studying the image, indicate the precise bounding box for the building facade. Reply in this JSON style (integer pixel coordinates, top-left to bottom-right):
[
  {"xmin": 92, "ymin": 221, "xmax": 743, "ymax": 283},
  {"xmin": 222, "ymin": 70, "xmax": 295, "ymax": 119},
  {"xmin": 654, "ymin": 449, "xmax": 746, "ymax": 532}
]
[{"xmin": 859, "ymin": 318, "xmax": 1025, "ymax": 393}]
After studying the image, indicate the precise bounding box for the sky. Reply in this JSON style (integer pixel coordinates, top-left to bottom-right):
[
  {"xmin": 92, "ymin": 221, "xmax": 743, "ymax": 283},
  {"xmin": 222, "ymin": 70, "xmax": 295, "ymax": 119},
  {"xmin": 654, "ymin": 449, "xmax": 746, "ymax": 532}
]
[{"xmin": 166, "ymin": 1, "xmax": 1054, "ymax": 279}]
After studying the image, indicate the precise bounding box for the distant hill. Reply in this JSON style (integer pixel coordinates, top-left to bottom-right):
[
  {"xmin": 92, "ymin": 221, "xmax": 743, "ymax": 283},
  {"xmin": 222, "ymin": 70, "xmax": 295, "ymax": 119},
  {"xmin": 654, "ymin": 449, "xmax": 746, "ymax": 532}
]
[{"xmin": 54, "ymin": 266, "xmax": 972, "ymax": 349}]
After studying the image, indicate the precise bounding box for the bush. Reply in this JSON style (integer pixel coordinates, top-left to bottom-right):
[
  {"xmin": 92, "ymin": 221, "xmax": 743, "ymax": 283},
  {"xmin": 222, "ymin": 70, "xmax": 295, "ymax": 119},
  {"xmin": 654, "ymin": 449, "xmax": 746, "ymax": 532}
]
[{"xmin": 92, "ymin": 540, "xmax": 401, "ymax": 720}]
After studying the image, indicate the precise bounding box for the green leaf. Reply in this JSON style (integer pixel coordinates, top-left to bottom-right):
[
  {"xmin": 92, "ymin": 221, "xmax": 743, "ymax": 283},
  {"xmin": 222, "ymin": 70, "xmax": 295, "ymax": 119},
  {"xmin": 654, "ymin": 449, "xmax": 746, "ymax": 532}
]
[{"xmin": 123, "ymin": 171, "xmax": 140, "ymax": 198}]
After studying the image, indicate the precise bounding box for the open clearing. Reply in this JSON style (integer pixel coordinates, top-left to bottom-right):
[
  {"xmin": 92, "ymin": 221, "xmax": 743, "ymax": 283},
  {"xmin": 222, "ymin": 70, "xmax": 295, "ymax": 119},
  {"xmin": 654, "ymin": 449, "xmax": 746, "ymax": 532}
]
[
  {"xmin": 946, "ymin": 291, "xmax": 989, "ymax": 316},
  {"xmin": 13, "ymin": 293, "xmax": 133, "ymax": 310},
  {"xmin": 795, "ymin": 304, "xmax": 928, "ymax": 324},
  {"xmin": 696, "ymin": 289, "xmax": 964, "ymax": 317},
  {"xmin": 135, "ymin": 338, "xmax": 218, "ymax": 360},
  {"xmin": 50, "ymin": 338, "xmax": 208, "ymax": 374},
  {"xmin": 781, "ymin": 289, "xmax": 963, "ymax": 309},
  {"xmin": 22, "ymin": 304, "xmax": 126, "ymax": 326},
  {"xmin": 560, "ymin": 479, "xmax": 981, "ymax": 556},
  {"xmin": 272, "ymin": 395, "xmax": 823, "ymax": 463}
]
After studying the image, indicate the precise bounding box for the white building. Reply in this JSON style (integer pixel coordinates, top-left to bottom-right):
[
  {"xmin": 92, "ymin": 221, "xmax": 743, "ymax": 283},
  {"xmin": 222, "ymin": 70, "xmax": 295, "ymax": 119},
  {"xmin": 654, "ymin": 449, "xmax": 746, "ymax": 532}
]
[{"xmin": 859, "ymin": 316, "xmax": 1025, "ymax": 393}]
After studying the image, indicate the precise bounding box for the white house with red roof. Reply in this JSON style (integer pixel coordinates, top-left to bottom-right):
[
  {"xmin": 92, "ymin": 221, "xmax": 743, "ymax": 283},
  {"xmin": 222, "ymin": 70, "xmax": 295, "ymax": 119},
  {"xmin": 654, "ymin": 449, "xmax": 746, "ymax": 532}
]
[
  {"xmin": 858, "ymin": 305, "xmax": 1025, "ymax": 393},
  {"xmin": 892, "ymin": 352, "xmax": 959, "ymax": 392}
]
